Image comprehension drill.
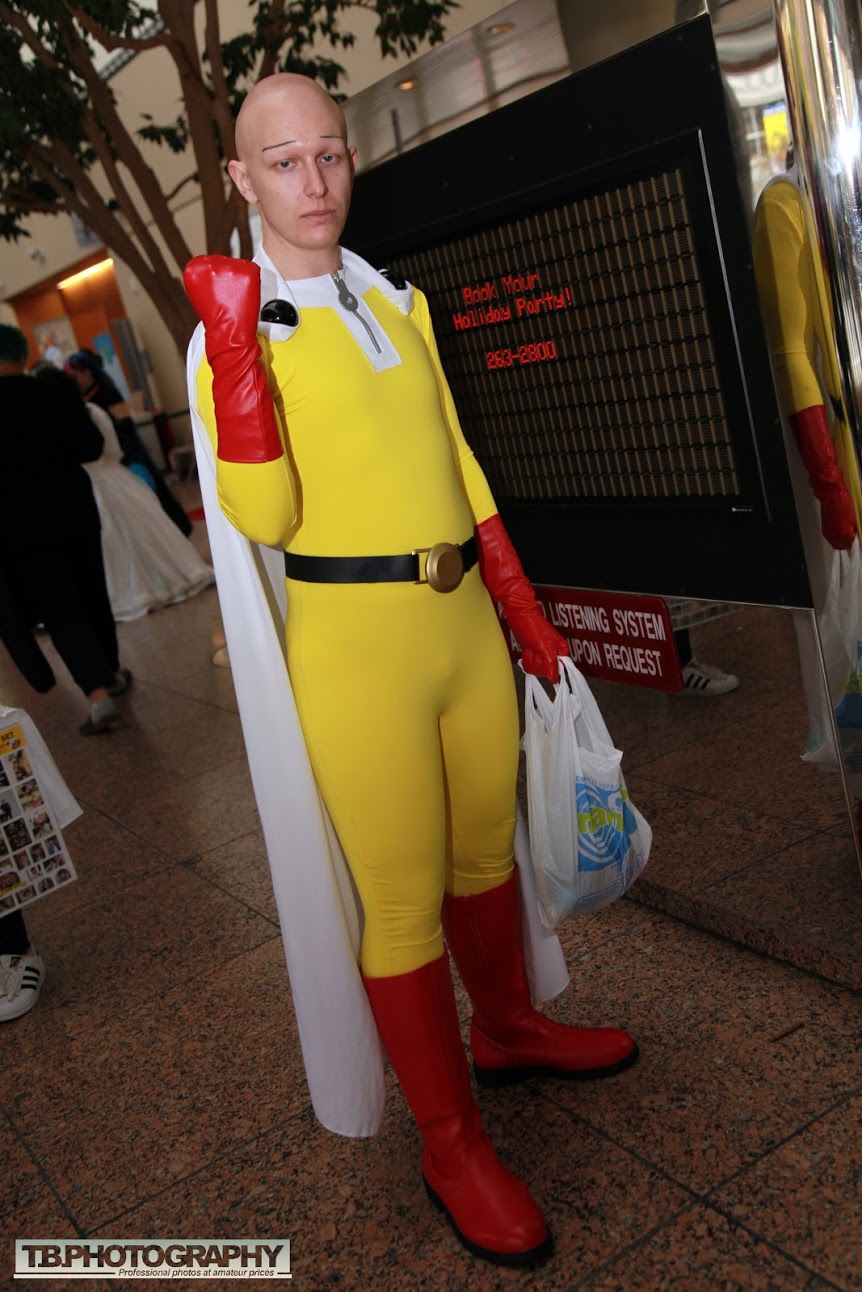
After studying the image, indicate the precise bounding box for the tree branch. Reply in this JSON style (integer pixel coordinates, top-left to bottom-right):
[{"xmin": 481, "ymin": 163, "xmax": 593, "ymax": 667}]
[
  {"xmin": 29, "ymin": 142, "xmax": 197, "ymax": 348},
  {"xmin": 66, "ymin": 5, "xmax": 169, "ymax": 54},
  {"xmin": 257, "ymin": 0, "xmax": 288, "ymax": 81},
  {"xmin": 28, "ymin": 141, "xmax": 148, "ymax": 279},
  {"xmin": 81, "ymin": 104, "xmax": 186, "ymax": 288},
  {"xmin": 55, "ymin": 8, "xmax": 194, "ymax": 271},
  {"xmin": 159, "ymin": 0, "xmax": 232, "ymax": 251},
  {"xmin": 204, "ymin": 0, "xmax": 236, "ymax": 161},
  {"xmin": 164, "ymin": 171, "xmax": 199, "ymax": 203}
]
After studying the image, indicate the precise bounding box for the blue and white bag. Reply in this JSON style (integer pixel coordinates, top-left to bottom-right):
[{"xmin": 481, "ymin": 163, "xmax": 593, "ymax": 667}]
[{"xmin": 523, "ymin": 655, "xmax": 651, "ymax": 927}]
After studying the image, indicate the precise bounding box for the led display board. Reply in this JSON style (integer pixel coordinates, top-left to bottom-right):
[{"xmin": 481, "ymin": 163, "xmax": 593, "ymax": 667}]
[
  {"xmin": 396, "ymin": 146, "xmax": 753, "ymax": 508},
  {"xmin": 346, "ymin": 15, "xmax": 812, "ymax": 607}
]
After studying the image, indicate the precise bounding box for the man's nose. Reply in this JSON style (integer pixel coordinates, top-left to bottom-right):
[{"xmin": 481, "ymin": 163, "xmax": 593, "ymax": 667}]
[{"xmin": 305, "ymin": 163, "xmax": 328, "ymax": 196}]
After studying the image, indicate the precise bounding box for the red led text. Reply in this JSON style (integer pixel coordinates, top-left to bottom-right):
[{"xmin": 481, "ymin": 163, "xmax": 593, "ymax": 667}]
[
  {"xmin": 453, "ymin": 304, "xmax": 513, "ymax": 331},
  {"xmin": 515, "ymin": 287, "xmax": 572, "ymax": 316},
  {"xmin": 486, "ymin": 341, "xmax": 558, "ymax": 370},
  {"xmin": 452, "ymin": 269, "xmax": 573, "ymax": 334}
]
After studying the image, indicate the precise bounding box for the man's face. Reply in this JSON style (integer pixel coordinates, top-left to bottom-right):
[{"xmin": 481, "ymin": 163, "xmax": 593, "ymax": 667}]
[
  {"xmin": 68, "ymin": 366, "xmax": 93, "ymax": 395},
  {"xmin": 229, "ymin": 84, "xmax": 356, "ymax": 270}
]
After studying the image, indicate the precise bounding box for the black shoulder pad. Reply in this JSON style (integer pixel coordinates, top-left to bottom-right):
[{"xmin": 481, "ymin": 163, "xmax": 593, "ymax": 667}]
[
  {"xmin": 260, "ymin": 299, "xmax": 299, "ymax": 327},
  {"xmin": 379, "ymin": 268, "xmax": 407, "ymax": 291}
]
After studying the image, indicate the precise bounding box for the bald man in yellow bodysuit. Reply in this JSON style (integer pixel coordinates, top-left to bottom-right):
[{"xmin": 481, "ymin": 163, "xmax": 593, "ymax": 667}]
[{"xmin": 184, "ymin": 74, "xmax": 637, "ymax": 1269}]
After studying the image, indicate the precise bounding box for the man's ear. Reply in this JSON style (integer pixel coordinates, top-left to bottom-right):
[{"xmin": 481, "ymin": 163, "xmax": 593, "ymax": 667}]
[
  {"xmin": 349, "ymin": 145, "xmax": 358, "ymax": 174},
  {"xmin": 228, "ymin": 159, "xmax": 257, "ymax": 203}
]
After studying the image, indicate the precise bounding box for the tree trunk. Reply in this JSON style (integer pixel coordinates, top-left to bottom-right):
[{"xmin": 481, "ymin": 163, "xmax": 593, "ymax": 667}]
[{"xmin": 149, "ymin": 275, "xmax": 202, "ymax": 356}]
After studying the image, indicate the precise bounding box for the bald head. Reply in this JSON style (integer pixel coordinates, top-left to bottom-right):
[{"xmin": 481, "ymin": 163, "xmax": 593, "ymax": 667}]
[
  {"xmin": 228, "ymin": 72, "xmax": 357, "ymax": 278},
  {"xmin": 234, "ymin": 74, "xmax": 347, "ymax": 163}
]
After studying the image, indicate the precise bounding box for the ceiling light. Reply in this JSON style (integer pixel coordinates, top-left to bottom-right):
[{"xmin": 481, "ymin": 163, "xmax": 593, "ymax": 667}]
[
  {"xmin": 57, "ymin": 258, "xmax": 114, "ymax": 290},
  {"xmin": 397, "ymin": 77, "xmax": 417, "ymax": 90},
  {"xmin": 487, "ymin": 22, "xmax": 515, "ymax": 35}
]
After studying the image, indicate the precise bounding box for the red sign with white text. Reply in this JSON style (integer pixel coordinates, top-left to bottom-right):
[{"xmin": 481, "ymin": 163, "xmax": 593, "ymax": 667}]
[{"xmin": 503, "ymin": 586, "xmax": 683, "ymax": 692}]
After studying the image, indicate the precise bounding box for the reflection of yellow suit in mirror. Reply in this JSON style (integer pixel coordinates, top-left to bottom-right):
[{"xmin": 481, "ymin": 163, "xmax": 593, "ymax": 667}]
[
  {"xmin": 755, "ymin": 176, "xmax": 862, "ymax": 769},
  {"xmin": 753, "ymin": 175, "xmax": 862, "ymax": 537}
]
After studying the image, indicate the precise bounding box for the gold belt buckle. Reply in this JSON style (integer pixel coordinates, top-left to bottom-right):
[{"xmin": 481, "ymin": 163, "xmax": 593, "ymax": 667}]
[{"xmin": 413, "ymin": 542, "xmax": 464, "ymax": 593}]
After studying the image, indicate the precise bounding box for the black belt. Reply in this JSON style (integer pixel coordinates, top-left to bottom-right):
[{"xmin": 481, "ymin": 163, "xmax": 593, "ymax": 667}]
[{"xmin": 284, "ymin": 535, "xmax": 478, "ymax": 594}]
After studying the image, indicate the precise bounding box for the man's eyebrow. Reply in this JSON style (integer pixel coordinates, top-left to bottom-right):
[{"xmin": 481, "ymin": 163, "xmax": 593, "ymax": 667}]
[{"xmin": 260, "ymin": 134, "xmax": 344, "ymax": 153}]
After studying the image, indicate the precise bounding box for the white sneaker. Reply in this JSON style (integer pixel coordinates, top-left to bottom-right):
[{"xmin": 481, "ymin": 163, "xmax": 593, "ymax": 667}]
[
  {"xmin": 79, "ymin": 697, "xmax": 120, "ymax": 736},
  {"xmin": 681, "ymin": 658, "xmax": 739, "ymax": 696},
  {"xmin": 0, "ymin": 950, "xmax": 45, "ymax": 1021}
]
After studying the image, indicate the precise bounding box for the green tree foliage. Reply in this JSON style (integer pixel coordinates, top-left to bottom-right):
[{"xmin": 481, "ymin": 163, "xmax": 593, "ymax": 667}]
[{"xmin": 0, "ymin": 0, "xmax": 456, "ymax": 350}]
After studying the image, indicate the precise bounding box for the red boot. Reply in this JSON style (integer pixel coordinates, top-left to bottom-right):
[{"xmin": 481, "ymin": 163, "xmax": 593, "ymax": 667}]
[
  {"xmin": 363, "ymin": 954, "xmax": 551, "ymax": 1267},
  {"xmin": 442, "ymin": 874, "xmax": 638, "ymax": 1087}
]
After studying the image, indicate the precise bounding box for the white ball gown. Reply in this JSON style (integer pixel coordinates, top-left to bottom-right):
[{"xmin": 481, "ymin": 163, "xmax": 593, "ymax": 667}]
[{"xmin": 84, "ymin": 403, "xmax": 215, "ymax": 621}]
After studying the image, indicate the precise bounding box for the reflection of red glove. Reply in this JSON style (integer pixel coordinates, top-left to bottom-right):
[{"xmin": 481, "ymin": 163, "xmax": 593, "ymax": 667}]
[
  {"xmin": 791, "ymin": 405, "xmax": 857, "ymax": 549},
  {"xmin": 476, "ymin": 513, "xmax": 568, "ymax": 682},
  {"xmin": 183, "ymin": 255, "xmax": 282, "ymax": 464}
]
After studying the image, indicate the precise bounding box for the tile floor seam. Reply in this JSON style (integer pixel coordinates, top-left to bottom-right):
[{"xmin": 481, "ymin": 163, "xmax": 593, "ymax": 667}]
[
  {"xmin": 698, "ymin": 1084, "xmax": 862, "ymax": 1203},
  {"xmin": 568, "ymin": 1198, "xmax": 701, "ymax": 1289},
  {"xmin": 676, "ymin": 1204, "xmax": 850, "ymax": 1292},
  {"xmin": 673, "ymin": 831, "xmax": 842, "ymax": 896},
  {"xmin": 137, "ymin": 677, "xmax": 239, "ymax": 716},
  {"xmin": 66, "ymin": 798, "xmax": 186, "ymax": 865},
  {"xmin": 628, "ymin": 887, "xmax": 862, "ymax": 991},
  {"xmin": 77, "ymin": 1113, "xmax": 313, "ymax": 1236},
  {"xmin": 539, "ymin": 1079, "xmax": 862, "ymax": 1229},
  {"xmin": 41, "ymin": 849, "xmax": 269, "ymax": 913},
  {"xmin": 624, "ymin": 769, "xmax": 850, "ymax": 834},
  {"xmin": 537, "ymin": 1088, "xmax": 703, "ymax": 1203},
  {"xmin": 624, "ymin": 895, "xmax": 862, "ymax": 997},
  {"xmin": 546, "ymin": 891, "xmax": 768, "ymax": 972},
  {"xmin": 146, "ymin": 691, "xmax": 239, "ymax": 719},
  {"xmin": 568, "ymin": 1199, "xmax": 848, "ymax": 1292},
  {"xmin": 0, "ymin": 932, "xmax": 286, "ymax": 1062},
  {"xmin": 1, "ymin": 1109, "xmax": 87, "ymax": 1240},
  {"xmin": 180, "ymin": 862, "xmax": 282, "ymax": 928},
  {"xmin": 74, "ymin": 748, "xmax": 253, "ymax": 810},
  {"xmin": 29, "ymin": 872, "xmax": 183, "ymax": 933}
]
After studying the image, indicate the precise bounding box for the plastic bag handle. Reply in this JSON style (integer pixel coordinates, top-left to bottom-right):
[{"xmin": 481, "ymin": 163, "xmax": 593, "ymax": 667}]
[
  {"xmin": 557, "ymin": 655, "xmax": 619, "ymax": 746},
  {"xmin": 524, "ymin": 671, "xmax": 556, "ymax": 730},
  {"xmin": 522, "ymin": 655, "xmax": 571, "ymax": 731}
]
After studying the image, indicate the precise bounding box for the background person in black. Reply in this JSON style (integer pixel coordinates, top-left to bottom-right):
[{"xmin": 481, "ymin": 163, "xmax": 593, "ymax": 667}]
[
  {"xmin": 0, "ymin": 324, "xmax": 130, "ymax": 735},
  {"xmin": 65, "ymin": 349, "xmax": 193, "ymax": 537}
]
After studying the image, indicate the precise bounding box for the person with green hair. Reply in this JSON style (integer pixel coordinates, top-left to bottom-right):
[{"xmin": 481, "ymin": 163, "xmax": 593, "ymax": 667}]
[{"xmin": 0, "ymin": 323, "xmax": 130, "ymax": 735}]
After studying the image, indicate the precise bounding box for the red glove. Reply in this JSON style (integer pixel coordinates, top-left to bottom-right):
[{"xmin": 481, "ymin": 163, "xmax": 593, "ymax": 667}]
[
  {"xmin": 476, "ymin": 513, "xmax": 568, "ymax": 682},
  {"xmin": 791, "ymin": 405, "xmax": 857, "ymax": 549},
  {"xmin": 183, "ymin": 255, "xmax": 282, "ymax": 464}
]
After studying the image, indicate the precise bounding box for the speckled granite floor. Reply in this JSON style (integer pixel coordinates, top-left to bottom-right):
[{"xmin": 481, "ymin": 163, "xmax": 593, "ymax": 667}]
[{"xmin": 1, "ymin": 498, "xmax": 860, "ymax": 1290}]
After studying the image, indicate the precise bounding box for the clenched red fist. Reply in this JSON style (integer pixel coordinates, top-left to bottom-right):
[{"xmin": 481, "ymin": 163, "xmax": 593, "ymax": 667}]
[{"xmin": 184, "ymin": 255, "xmax": 282, "ymax": 464}]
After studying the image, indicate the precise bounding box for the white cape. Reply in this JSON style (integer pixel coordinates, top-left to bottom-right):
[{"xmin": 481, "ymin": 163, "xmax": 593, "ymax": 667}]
[{"xmin": 185, "ymin": 251, "xmax": 568, "ymax": 1138}]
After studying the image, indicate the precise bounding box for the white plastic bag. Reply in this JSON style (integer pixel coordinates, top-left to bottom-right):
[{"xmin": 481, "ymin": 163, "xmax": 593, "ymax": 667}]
[{"xmin": 523, "ymin": 656, "xmax": 652, "ymax": 927}]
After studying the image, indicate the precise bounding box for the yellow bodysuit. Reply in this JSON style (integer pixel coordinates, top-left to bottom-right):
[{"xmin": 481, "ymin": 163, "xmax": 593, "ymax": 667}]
[
  {"xmin": 196, "ymin": 261, "xmax": 519, "ymax": 977},
  {"xmin": 753, "ymin": 175, "xmax": 862, "ymax": 534}
]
